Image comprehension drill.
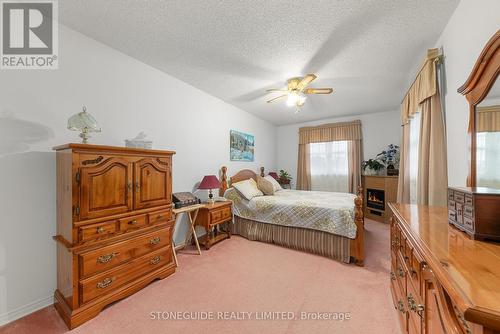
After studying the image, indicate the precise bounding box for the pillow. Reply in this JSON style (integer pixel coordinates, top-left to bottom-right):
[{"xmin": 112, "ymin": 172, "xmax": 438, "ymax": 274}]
[
  {"xmin": 257, "ymin": 176, "xmax": 274, "ymax": 195},
  {"xmin": 265, "ymin": 175, "xmax": 282, "ymax": 192},
  {"xmin": 232, "ymin": 178, "xmax": 263, "ymax": 200}
]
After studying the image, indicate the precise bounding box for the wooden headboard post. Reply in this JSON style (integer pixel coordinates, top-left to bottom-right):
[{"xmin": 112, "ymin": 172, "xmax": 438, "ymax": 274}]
[
  {"xmin": 260, "ymin": 167, "xmax": 265, "ymax": 177},
  {"xmin": 219, "ymin": 166, "xmax": 228, "ymax": 196}
]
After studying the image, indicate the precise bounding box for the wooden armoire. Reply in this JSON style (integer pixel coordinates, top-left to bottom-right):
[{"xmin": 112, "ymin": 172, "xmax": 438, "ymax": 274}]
[{"xmin": 53, "ymin": 144, "xmax": 176, "ymax": 329}]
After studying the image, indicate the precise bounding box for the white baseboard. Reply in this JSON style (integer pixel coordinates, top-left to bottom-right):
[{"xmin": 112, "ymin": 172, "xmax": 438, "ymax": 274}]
[{"xmin": 0, "ymin": 295, "xmax": 53, "ymax": 327}]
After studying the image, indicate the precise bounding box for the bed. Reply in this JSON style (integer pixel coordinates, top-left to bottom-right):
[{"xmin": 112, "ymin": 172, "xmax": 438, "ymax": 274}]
[{"xmin": 219, "ymin": 166, "xmax": 365, "ymax": 266}]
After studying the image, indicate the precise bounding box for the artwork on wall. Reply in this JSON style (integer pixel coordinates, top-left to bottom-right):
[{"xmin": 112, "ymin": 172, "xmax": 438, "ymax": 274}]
[{"xmin": 230, "ymin": 130, "xmax": 254, "ymax": 161}]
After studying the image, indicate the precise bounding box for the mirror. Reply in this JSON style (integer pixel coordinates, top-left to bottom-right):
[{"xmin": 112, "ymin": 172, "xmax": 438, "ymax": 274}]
[
  {"xmin": 458, "ymin": 31, "xmax": 500, "ymax": 188},
  {"xmin": 475, "ymin": 78, "xmax": 500, "ymax": 188}
]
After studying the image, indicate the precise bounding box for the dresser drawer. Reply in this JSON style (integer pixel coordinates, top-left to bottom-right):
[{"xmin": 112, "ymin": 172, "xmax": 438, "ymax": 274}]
[
  {"xmin": 448, "ymin": 199, "xmax": 456, "ymax": 211},
  {"xmin": 79, "ymin": 247, "xmax": 172, "ymax": 304},
  {"xmin": 210, "ymin": 206, "xmax": 231, "ymax": 224},
  {"xmin": 463, "ymin": 205, "xmax": 474, "ymax": 219},
  {"xmin": 465, "ymin": 195, "xmax": 473, "ymax": 206},
  {"xmin": 448, "ymin": 190, "xmax": 454, "ymax": 201},
  {"xmin": 148, "ymin": 208, "xmax": 172, "ymax": 225},
  {"xmin": 453, "ymin": 192, "xmax": 465, "ymax": 203},
  {"xmin": 448, "ymin": 209, "xmax": 456, "ymax": 222},
  {"xmin": 79, "ymin": 221, "xmax": 117, "ymax": 242},
  {"xmin": 119, "ymin": 214, "xmax": 147, "ymax": 233},
  {"xmin": 79, "ymin": 226, "xmax": 171, "ymax": 278},
  {"xmin": 464, "ymin": 216, "xmax": 474, "ymax": 231}
]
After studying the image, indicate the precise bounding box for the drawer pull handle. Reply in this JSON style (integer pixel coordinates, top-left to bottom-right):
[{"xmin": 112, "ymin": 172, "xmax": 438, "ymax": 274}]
[
  {"xmin": 390, "ymin": 271, "xmax": 396, "ymax": 280},
  {"xmin": 97, "ymin": 252, "xmax": 118, "ymax": 264},
  {"xmin": 409, "ymin": 267, "xmax": 417, "ymax": 277},
  {"xmin": 150, "ymin": 256, "xmax": 161, "ymax": 265},
  {"xmin": 96, "ymin": 277, "xmax": 114, "ymax": 289},
  {"xmin": 150, "ymin": 236, "xmax": 161, "ymax": 245},
  {"xmin": 397, "ymin": 300, "xmax": 405, "ymax": 313},
  {"xmin": 96, "ymin": 227, "xmax": 105, "ymax": 234},
  {"xmin": 407, "ymin": 294, "xmax": 416, "ymax": 311},
  {"xmin": 404, "ymin": 255, "xmax": 409, "ymax": 261},
  {"xmin": 128, "ymin": 220, "xmax": 138, "ymax": 225},
  {"xmin": 416, "ymin": 304, "xmax": 425, "ymax": 317},
  {"xmin": 157, "ymin": 215, "xmax": 163, "ymax": 219},
  {"xmin": 397, "ymin": 267, "xmax": 405, "ymax": 278}
]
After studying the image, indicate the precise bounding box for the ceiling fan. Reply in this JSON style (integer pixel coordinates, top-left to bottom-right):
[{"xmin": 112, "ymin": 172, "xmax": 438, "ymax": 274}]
[{"xmin": 266, "ymin": 74, "xmax": 334, "ymax": 108}]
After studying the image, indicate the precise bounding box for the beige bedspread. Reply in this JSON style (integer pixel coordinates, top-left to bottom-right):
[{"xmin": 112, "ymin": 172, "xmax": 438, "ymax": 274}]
[{"xmin": 225, "ymin": 188, "xmax": 357, "ymax": 239}]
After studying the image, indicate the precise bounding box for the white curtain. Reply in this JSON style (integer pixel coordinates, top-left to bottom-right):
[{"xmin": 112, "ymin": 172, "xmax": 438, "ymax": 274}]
[
  {"xmin": 309, "ymin": 141, "xmax": 349, "ymax": 192},
  {"xmin": 477, "ymin": 132, "xmax": 500, "ymax": 188},
  {"xmin": 409, "ymin": 112, "xmax": 421, "ymax": 204}
]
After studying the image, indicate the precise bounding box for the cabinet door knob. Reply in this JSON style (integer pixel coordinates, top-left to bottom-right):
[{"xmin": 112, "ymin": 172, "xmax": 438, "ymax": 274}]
[{"xmin": 97, "ymin": 227, "xmax": 105, "ymax": 234}]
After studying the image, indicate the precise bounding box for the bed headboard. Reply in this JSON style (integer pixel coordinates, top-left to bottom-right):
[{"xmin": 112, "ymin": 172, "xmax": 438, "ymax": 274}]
[{"xmin": 219, "ymin": 166, "xmax": 265, "ymax": 196}]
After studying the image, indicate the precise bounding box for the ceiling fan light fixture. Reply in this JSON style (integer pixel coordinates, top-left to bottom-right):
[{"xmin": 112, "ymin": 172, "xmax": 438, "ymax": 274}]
[{"xmin": 286, "ymin": 91, "xmax": 306, "ymax": 107}]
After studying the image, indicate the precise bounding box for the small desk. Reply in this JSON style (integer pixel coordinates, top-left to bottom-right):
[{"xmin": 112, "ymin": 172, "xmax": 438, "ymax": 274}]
[{"xmin": 172, "ymin": 204, "xmax": 205, "ymax": 266}]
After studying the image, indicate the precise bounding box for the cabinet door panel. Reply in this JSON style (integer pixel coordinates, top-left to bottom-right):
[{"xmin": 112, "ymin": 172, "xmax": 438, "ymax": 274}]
[
  {"xmin": 134, "ymin": 158, "xmax": 171, "ymax": 210},
  {"xmin": 80, "ymin": 157, "xmax": 133, "ymax": 219}
]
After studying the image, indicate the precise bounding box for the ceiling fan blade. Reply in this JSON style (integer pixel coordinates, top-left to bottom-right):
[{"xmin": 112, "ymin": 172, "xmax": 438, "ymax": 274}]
[
  {"xmin": 266, "ymin": 89, "xmax": 288, "ymax": 92},
  {"xmin": 304, "ymin": 88, "xmax": 334, "ymax": 94},
  {"xmin": 287, "ymin": 78, "xmax": 301, "ymax": 90},
  {"xmin": 266, "ymin": 94, "xmax": 287, "ymax": 103},
  {"xmin": 296, "ymin": 74, "xmax": 317, "ymax": 91}
]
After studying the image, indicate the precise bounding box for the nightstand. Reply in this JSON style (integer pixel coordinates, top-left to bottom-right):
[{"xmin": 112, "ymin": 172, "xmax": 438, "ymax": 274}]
[{"xmin": 194, "ymin": 201, "xmax": 232, "ymax": 249}]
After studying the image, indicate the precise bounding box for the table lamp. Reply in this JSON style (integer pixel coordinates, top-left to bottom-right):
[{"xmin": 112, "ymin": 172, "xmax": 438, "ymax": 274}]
[
  {"xmin": 67, "ymin": 106, "xmax": 101, "ymax": 144},
  {"xmin": 198, "ymin": 175, "xmax": 221, "ymax": 204}
]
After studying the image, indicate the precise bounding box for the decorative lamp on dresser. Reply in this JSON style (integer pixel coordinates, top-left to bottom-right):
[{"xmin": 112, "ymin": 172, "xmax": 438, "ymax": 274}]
[
  {"xmin": 53, "ymin": 144, "xmax": 176, "ymax": 329},
  {"xmin": 389, "ymin": 203, "xmax": 500, "ymax": 334}
]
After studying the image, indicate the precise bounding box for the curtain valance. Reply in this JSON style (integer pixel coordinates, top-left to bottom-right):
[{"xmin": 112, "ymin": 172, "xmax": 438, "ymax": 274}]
[
  {"xmin": 477, "ymin": 105, "xmax": 500, "ymax": 132},
  {"xmin": 401, "ymin": 48, "xmax": 440, "ymax": 125},
  {"xmin": 298, "ymin": 120, "xmax": 362, "ymax": 144}
]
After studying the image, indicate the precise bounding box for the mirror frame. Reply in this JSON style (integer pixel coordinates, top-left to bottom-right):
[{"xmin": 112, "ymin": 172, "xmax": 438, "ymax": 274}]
[{"xmin": 458, "ymin": 30, "xmax": 500, "ymax": 187}]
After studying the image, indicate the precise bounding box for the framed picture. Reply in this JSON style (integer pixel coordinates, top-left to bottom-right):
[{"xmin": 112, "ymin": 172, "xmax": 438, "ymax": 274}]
[{"xmin": 230, "ymin": 130, "xmax": 254, "ymax": 161}]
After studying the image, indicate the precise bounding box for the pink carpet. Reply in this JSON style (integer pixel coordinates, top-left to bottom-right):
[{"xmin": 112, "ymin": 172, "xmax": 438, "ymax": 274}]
[{"xmin": 1, "ymin": 219, "xmax": 400, "ymax": 334}]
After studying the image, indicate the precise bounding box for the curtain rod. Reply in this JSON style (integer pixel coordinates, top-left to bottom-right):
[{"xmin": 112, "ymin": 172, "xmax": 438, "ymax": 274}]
[{"xmin": 401, "ymin": 48, "xmax": 442, "ymax": 103}]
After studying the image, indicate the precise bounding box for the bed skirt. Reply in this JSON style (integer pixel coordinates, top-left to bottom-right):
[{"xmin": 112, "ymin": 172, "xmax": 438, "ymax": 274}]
[{"xmin": 233, "ymin": 216, "xmax": 351, "ymax": 263}]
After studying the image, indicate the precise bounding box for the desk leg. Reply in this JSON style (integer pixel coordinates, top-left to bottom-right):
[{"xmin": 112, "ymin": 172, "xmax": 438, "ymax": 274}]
[
  {"xmin": 188, "ymin": 209, "xmax": 202, "ymax": 255},
  {"xmin": 172, "ymin": 243, "xmax": 178, "ymax": 267}
]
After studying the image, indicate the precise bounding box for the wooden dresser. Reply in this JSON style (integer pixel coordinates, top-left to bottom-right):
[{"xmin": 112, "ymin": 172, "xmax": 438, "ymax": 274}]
[
  {"xmin": 389, "ymin": 203, "xmax": 500, "ymax": 334},
  {"xmin": 53, "ymin": 144, "xmax": 176, "ymax": 329}
]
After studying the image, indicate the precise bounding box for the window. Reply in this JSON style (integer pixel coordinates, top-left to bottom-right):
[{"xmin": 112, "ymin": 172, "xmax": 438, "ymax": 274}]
[
  {"xmin": 476, "ymin": 132, "xmax": 500, "ymax": 188},
  {"xmin": 409, "ymin": 112, "xmax": 421, "ymax": 204},
  {"xmin": 309, "ymin": 141, "xmax": 349, "ymax": 192}
]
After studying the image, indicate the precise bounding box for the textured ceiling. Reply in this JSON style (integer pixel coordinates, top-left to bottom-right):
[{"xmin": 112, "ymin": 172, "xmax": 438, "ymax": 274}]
[{"xmin": 59, "ymin": 0, "xmax": 459, "ymax": 125}]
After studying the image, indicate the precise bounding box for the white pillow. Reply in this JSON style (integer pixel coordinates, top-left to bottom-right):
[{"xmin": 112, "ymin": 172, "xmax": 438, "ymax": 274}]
[
  {"xmin": 232, "ymin": 178, "xmax": 263, "ymax": 200},
  {"xmin": 265, "ymin": 175, "xmax": 282, "ymax": 192}
]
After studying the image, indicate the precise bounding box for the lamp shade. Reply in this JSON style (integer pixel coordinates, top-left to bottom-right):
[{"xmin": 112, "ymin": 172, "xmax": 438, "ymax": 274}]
[
  {"xmin": 198, "ymin": 175, "xmax": 220, "ymax": 190},
  {"xmin": 67, "ymin": 106, "xmax": 101, "ymax": 133},
  {"xmin": 268, "ymin": 172, "xmax": 279, "ymax": 180}
]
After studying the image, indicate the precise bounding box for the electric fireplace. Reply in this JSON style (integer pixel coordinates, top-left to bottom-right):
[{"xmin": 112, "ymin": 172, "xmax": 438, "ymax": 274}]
[{"xmin": 367, "ymin": 188, "xmax": 385, "ymax": 211}]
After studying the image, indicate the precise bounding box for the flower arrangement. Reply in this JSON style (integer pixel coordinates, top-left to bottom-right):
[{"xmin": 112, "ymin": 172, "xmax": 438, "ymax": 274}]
[
  {"xmin": 278, "ymin": 169, "xmax": 292, "ymax": 184},
  {"xmin": 376, "ymin": 144, "xmax": 400, "ymax": 167},
  {"xmin": 362, "ymin": 159, "xmax": 385, "ymax": 173},
  {"xmin": 362, "ymin": 144, "xmax": 400, "ymax": 175}
]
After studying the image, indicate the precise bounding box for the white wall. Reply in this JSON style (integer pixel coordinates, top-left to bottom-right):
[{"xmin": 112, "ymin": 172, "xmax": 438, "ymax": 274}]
[
  {"xmin": 276, "ymin": 110, "xmax": 401, "ymax": 188},
  {"xmin": 433, "ymin": 0, "xmax": 500, "ymax": 186},
  {"xmin": 0, "ymin": 25, "xmax": 276, "ymax": 325}
]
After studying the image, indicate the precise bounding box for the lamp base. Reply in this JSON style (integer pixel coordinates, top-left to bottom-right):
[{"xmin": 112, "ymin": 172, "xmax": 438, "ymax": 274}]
[{"xmin": 207, "ymin": 190, "xmax": 214, "ymax": 204}]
